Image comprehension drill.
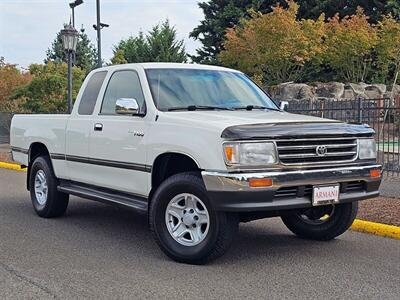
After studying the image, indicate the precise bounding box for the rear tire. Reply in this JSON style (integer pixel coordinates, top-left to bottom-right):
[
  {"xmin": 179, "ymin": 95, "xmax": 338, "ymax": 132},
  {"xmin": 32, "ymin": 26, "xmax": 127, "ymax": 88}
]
[
  {"xmin": 281, "ymin": 202, "xmax": 358, "ymax": 241},
  {"xmin": 29, "ymin": 156, "xmax": 69, "ymax": 218},
  {"xmin": 149, "ymin": 172, "xmax": 238, "ymax": 264}
]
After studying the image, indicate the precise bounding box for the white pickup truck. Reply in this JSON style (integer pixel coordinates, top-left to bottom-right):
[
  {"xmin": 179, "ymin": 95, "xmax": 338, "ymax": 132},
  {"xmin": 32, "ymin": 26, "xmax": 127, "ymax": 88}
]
[{"xmin": 11, "ymin": 63, "xmax": 381, "ymax": 264}]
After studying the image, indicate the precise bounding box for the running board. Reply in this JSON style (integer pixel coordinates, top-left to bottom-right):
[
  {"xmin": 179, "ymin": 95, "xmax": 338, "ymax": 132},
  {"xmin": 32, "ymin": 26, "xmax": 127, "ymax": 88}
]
[{"xmin": 58, "ymin": 181, "xmax": 148, "ymax": 213}]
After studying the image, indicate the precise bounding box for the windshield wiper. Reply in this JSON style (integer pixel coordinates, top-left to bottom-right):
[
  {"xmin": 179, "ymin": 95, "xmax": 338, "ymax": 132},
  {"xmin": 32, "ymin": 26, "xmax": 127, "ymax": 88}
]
[
  {"xmin": 168, "ymin": 105, "xmax": 234, "ymax": 111},
  {"xmin": 231, "ymin": 105, "xmax": 281, "ymax": 111}
]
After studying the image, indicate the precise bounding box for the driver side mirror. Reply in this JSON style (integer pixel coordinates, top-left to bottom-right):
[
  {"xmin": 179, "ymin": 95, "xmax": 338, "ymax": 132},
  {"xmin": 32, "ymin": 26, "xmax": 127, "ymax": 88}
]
[
  {"xmin": 115, "ymin": 98, "xmax": 139, "ymax": 115},
  {"xmin": 279, "ymin": 101, "xmax": 289, "ymax": 111}
]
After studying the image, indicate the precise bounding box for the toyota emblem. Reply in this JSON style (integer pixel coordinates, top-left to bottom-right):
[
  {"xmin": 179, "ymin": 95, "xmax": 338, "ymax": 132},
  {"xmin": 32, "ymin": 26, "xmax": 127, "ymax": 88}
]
[{"xmin": 316, "ymin": 145, "xmax": 328, "ymax": 156}]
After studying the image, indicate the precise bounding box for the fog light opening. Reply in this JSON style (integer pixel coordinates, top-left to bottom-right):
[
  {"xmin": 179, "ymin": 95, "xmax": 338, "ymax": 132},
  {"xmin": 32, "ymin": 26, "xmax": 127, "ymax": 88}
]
[{"xmin": 249, "ymin": 178, "xmax": 273, "ymax": 188}]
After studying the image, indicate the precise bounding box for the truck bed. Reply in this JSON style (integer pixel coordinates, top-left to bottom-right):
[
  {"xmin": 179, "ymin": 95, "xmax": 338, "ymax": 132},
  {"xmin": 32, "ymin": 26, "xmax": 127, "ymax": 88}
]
[{"xmin": 10, "ymin": 114, "xmax": 70, "ymax": 165}]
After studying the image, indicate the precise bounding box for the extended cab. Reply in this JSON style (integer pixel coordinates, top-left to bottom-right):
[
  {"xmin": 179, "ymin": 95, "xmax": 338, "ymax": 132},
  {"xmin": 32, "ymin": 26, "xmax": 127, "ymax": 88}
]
[{"xmin": 11, "ymin": 63, "xmax": 382, "ymax": 264}]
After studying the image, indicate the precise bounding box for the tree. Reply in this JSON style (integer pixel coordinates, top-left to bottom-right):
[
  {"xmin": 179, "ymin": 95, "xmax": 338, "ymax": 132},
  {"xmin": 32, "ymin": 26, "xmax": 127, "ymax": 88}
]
[
  {"xmin": 11, "ymin": 62, "xmax": 85, "ymax": 113},
  {"xmin": 323, "ymin": 8, "xmax": 378, "ymax": 82},
  {"xmin": 190, "ymin": 0, "xmax": 286, "ymax": 64},
  {"xmin": 0, "ymin": 57, "xmax": 31, "ymax": 112},
  {"xmin": 146, "ymin": 20, "xmax": 187, "ymax": 62},
  {"xmin": 111, "ymin": 32, "xmax": 148, "ymax": 64},
  {"xmin": 45, "ymin": 27, "xmax": 97, "ymax": 73},
  {"xmin": 374, "ymin": 15, "xmax": 400, "ymax": 83},
  {"xmin": 191, "ymin": 0, "xmax": 400, "ymax": 64},
  {"xmin": 297, "ymin": 1, "xmax": 400, "ymax": 23},
  {"xmin": 111, "ymin": 20, "xmax": 187, "ymax": 64},
  {"xmin": 219, "ymin": 1, "xmax": 325, "ymax": 84}
]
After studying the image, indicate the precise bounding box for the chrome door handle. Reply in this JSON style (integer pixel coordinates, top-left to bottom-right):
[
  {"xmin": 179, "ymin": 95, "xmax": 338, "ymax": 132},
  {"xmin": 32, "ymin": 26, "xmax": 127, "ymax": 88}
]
[{"xmin": 94, "ymin": 123, "xmax": 103, "ymax": 131}]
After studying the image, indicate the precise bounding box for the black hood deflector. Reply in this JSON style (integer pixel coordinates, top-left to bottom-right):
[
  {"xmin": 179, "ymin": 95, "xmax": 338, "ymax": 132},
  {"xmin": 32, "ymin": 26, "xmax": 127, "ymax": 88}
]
[{"xmin": 221, "ymin": 122, "xmax": 374, "ymax": 140}]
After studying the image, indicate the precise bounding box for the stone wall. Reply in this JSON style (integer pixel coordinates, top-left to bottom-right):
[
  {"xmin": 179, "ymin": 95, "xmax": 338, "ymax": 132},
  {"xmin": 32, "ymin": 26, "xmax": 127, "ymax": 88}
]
[{"xmin": 269, "ymin": 82, "xmax": 400, "ymax": 102}]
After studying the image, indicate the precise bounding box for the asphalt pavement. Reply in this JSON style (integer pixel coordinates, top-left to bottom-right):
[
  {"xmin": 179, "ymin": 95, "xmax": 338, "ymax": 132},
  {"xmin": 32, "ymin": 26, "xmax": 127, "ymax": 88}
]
[
  {"xmin": 380, "ymin": 177, "xmax": 400, "ymax": 198},
  {"xmin": 0, "ymin": 169, "xmax": 399, "ymax": 299}
]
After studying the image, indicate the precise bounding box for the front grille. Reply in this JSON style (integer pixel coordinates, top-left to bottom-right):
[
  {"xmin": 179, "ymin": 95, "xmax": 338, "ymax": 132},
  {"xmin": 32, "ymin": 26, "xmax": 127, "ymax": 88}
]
[
  {"xmin": 276, "ymin": 137, "xmax": 358, "ymax": 165},
  {"xmin": 274, "ymin": 181, "xmax": 366, "ymax": 200}
]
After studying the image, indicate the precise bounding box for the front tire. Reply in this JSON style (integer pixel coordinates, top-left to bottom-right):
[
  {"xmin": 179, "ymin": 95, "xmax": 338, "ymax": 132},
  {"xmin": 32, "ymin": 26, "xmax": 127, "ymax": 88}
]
[
  {"xmin": 29, "ymin": 156, "xmax": 69, "ymax": 218},
  {"xmin": 281, "ymin": 202, "xmax": 358, "ymax": 241},
  {"xmin": 149, "ymin": 173, "xmax": 238, "ymax": 264}
]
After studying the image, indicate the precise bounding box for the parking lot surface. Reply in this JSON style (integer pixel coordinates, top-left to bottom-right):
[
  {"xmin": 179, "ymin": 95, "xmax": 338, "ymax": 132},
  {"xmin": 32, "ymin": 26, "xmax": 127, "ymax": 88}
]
[{"xmin": 0, "ymin": 169, "xmax": 399, "ymax": 299}]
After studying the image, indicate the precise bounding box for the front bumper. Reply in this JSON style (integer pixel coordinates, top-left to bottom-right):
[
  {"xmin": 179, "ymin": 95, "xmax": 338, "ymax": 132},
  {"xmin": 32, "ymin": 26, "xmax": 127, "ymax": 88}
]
[{"xmin": 201, "ymin": 165, "xmax": 382, "ymax": 212}]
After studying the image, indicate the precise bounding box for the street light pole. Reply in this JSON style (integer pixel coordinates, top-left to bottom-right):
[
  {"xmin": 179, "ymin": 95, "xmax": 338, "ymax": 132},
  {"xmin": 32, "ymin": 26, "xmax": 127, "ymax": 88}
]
[
  {"xmin": 96, "ymin": 0, "xmax": 101, "ymax": 68},
  {"xmin": 67, "ymin": 51, "xmax": 73, "ymax": 113},
  {"xmin": 94, "ymin": 0, "xmax": 109, "ymax": 68},
  {"xmin": 69, "ymin": 0, "xmax": 83, "ymax": 27}
]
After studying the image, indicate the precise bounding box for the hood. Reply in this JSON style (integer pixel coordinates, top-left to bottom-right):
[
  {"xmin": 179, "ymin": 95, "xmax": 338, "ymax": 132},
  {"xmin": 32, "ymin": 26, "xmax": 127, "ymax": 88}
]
[
  {"xmin": 158, "ymin": 110, "xmax": 374, "ymax": 140},
  {"xmin": 159, "ymin": 110, "xmax": 338, "ymax": 129}
]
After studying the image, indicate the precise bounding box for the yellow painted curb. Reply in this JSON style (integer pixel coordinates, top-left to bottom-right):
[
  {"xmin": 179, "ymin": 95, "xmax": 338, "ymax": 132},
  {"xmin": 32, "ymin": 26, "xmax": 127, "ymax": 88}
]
[
  {"xmin": 0, "ymin": 160, "xmax": 399, "ymax": 240},
  {"xmin": 0, "ymin": 161, "xmax": 27, "ymax": 172},
  {"xmin": 351, "ymin": 219, "xmax": 400, "ymax": 240}
]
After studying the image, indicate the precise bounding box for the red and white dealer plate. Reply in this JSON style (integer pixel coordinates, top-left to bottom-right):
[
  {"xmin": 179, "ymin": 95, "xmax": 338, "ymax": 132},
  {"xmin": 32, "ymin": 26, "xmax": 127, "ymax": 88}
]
[{"xmin": 312, "ymin": 184, "xmax": 340, "ymax": 206}]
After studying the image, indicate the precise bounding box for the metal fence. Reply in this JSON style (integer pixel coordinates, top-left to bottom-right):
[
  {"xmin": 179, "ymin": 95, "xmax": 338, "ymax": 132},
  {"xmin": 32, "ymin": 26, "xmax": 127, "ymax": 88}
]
[
  {"xmin": 2, "ymin": 99, "xmax": 400, "ymax": 176},
  {"xmin": 0, "ymin": 112, "xmax": 13, "ymax": 144},
  {"xmin": 287, "ymin": 97, "xmax": 400, "ymax": 176}
]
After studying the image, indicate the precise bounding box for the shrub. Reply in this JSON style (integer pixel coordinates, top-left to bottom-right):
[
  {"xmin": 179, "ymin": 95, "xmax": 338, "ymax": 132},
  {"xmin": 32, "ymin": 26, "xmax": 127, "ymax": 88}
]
[{"xmin": 219, "ymin": 1, "xmax": 325, "ymax": 85}]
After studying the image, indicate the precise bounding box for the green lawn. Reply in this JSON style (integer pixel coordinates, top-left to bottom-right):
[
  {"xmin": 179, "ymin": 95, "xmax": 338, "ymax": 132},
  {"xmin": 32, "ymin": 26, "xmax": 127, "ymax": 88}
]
[{"xmin": 377, "ymin": 142, "xmax": 399, "ymax": 153}]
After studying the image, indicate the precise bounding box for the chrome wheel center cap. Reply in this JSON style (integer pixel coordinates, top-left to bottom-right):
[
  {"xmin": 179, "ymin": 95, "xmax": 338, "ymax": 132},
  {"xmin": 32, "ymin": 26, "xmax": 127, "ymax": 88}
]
[{"xmin": 182, "ymin": 213, "xmax": 196, "ymax": 226}]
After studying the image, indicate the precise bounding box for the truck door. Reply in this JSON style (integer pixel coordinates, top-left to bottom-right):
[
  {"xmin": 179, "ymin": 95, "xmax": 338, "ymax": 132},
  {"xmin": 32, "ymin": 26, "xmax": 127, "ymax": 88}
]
[
  {"xmin": 66, "ymin": 71, "xmax": 108, "ymax": 183},
  {"xmin": 87, "ymin": 69, "xmax": 148, "ymax": 197}
]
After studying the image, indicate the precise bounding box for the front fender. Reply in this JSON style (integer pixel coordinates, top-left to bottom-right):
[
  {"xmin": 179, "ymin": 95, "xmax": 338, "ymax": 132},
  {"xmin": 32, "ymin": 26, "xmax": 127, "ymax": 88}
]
[{"xmin": 146, "ymin": 122, "xmax": 226, "ymax": 171}]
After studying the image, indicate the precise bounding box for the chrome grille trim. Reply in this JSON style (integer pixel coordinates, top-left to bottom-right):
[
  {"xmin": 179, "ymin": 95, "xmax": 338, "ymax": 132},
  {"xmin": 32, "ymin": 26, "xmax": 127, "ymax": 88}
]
[
  {"xmin": 279, "ymin": 151, "xmax": 357, "ymax": 159},
  {"xmin": 277, "ymin": 143, "xmax": 357, "ymax": 150},
  {"xmin": 276, "ymin": 136, "xmax": 358, "ymax": 165}
]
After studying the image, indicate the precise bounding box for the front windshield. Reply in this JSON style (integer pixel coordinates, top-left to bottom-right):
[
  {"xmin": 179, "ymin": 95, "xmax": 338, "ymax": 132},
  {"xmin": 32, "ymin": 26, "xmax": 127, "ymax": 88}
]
[{"xmin": 145, "ymin": 68, "xmax": 278, "ymax": 111}]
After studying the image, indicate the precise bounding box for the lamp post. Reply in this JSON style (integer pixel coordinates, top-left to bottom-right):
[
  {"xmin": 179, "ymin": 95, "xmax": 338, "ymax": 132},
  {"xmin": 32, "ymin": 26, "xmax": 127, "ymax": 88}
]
[
  {"xmin": 69, "ymin": 1, "xmax": 83, "ymax": 67},
  {"xmin": 69, "ymin": 0, "xmax": 83, "ymax": 27},
  {"xmin": 61, "ymin": 24, "xmax": 79, "ymax": 114}
]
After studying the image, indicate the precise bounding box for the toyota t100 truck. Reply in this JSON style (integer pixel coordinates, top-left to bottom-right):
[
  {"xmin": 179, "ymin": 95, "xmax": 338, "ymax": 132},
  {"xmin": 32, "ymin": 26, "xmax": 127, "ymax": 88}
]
[{"xmin": 10, "ymin": 63, "xmax": 381, "ymax": 264}]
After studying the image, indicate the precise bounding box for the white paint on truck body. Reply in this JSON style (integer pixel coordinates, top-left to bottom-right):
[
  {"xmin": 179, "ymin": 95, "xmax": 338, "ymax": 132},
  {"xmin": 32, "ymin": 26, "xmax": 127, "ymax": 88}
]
[{"xmin": 10, "ymin": 63, "xmax": 332, "ymax": 197}]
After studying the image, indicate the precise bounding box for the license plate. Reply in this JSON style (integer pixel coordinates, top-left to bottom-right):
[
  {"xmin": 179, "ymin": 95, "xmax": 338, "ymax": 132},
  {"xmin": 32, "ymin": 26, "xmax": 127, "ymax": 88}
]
[{"xmin": 312, "ymin": 184, "xmax": 340, "ymax": 206}]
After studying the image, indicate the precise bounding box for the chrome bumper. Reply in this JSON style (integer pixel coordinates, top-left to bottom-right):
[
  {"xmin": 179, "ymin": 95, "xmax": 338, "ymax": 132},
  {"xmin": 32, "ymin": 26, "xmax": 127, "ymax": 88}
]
[{"xmin": 201, "ymin": 165, "xmax": 382, "ymax": 212}]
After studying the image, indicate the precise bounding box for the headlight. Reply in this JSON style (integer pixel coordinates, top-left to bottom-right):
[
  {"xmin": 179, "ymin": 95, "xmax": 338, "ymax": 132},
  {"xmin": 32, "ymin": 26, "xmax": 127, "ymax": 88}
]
[
  {"xmin": 358, "ymin": 138, "xmax": 376, "ymax": 159},
  {"xmin": 223, "ymin": 142, "xmax": 278, "ymax": 166}
]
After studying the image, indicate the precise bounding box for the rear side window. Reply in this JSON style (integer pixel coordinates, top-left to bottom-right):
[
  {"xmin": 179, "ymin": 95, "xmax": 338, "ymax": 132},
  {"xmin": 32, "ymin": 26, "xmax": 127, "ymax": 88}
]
[{"xmin": 78, "ymin": 71, "xmax": 107, "ymax": 115}]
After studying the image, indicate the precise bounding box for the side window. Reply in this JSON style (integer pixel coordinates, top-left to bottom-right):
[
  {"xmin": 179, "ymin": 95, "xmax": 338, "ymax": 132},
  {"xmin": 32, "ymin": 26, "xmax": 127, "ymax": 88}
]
[
  {"xmin": 101, "ymin": 70, "xmax": 145, "ymax": 115},
  {"xmin": 78, "ymin": 71, "xmax": 107, "ymax": 115}
]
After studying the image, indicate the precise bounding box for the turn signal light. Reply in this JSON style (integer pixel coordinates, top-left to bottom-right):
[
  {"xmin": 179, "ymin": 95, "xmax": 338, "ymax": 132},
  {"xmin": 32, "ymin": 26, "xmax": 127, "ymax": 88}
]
[
  {"xmin": 224, "ymin": 146, "xmax": 234, "ymax": 162},
  {"xmin": 249, "ymin": 178, "xmax": 273, "ymax": 188},
  {"xmin": 370, "ymin": 169, "xmax": 381, "ymax": 178}
]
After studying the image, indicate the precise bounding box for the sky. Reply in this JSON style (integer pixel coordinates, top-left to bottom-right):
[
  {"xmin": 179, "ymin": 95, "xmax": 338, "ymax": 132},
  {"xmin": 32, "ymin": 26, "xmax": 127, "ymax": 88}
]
[{"xmin": 0, "ymin": 0, "xmax": 203, "ymax": 69}]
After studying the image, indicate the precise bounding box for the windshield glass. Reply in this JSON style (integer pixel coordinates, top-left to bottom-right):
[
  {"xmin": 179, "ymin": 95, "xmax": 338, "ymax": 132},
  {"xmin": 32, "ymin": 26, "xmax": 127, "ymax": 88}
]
[{"xmin": 145, "ymin": 68, "xmax": 278, "ymax": 111}]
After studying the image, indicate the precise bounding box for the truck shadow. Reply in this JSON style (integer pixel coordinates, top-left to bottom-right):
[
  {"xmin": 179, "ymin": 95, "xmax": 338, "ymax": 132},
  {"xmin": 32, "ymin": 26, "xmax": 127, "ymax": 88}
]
[{"xmin": 56, "ymin": 197, "xmax": 344, "ymax": 265}]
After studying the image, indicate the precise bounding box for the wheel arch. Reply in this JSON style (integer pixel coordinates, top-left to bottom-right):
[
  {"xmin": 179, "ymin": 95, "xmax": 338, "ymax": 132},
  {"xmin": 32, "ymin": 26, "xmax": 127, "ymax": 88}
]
[
  {"xmin": 26, "ymin": 142, "xmax": 53, "ymax": 191},
  {"xmin": 149, "ymin": 152, "xmax": 202, "ymax": 201}
]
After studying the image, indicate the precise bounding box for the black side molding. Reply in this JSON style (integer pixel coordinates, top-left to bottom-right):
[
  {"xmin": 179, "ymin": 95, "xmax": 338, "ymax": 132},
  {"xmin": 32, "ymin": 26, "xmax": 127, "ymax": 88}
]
[
  {"xmin": 50, "ymin": 153, "xmax": 152, "ymax": 173},
  {"xmin": 11, "ymin": 146, "xmax": 29, "ymax": 154},
  {"xmin": 221, "ymin": 122, "xmax": 375, "ymax": 140},
  {"xmin": 58, "ymin": 180, "xmax": 148, "ymax": 213}
]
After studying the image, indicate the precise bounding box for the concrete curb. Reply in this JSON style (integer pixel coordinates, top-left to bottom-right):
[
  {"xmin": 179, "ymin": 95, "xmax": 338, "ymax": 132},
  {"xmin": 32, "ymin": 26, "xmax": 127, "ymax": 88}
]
[
  {"xmin": 351, "ymin": 219, "xmax": 400, "ymax": 240},
  {"xmin": 0, "ymin": 161, "xmax": 27, "ymax": 172},
  {"xmin": 0, "ymin": 161, "xmax": 399, "ymax": 240}
]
